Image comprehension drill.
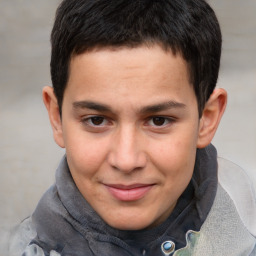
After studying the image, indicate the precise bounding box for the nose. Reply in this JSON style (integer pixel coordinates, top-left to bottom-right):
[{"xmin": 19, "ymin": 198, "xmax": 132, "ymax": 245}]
[{"xmin": 107, "ymin": 125, "xmax": 147, "ymax": 173}]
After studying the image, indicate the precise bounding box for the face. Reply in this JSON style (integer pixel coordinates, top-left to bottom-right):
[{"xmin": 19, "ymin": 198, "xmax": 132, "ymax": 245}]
[{"xmin": 59, "ymin": 45, "xmax": 201, "ymax": 230}]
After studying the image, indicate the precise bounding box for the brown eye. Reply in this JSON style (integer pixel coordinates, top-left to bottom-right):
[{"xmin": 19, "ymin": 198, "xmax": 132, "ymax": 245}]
[
  {"xmin": 81, "ymin": 115, "xmax": 112, "ymax": 132},
  {"xmin": 90, "ymin": 116, "xmax": 105, "ymax": 126},
  {"xmin": 152, "ymin": 117, "xmax": 167, "ymax": 126}
]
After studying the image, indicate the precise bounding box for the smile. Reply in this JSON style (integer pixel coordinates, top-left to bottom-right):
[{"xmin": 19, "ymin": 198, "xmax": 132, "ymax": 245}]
[{"xmin": 104, "ymin": 184, "xmax": 155, "ymax": 202}]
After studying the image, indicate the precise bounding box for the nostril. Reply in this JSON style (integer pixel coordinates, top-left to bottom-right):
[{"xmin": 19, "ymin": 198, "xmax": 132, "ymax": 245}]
[{"xmin": 107, "ymin": 149, "xmax": 147, "ymax": 173}]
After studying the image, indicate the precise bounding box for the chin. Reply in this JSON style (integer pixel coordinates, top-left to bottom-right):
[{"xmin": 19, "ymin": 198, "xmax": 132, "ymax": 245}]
[
  {"xmin": 104, "ymin": 213, "xmax": 154, "ymax": 231},
  {"xmin": 109, "ymin": 221, "xmax": 150, "ymax": 231}
]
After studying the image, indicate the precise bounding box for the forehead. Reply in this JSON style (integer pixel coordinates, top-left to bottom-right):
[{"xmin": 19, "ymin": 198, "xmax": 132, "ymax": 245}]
[
  {"xmin": 65, "ymin": 45, "xmax": 195, "ymax": 109},
  {"xmin": 69, "ymin": 44, "xmax": 189, "ymax": 77}
]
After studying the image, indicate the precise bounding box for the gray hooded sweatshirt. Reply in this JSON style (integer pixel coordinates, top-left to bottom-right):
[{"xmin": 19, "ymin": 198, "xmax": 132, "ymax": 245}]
[{"xmin": 9, "ymin": 145, "xmax": 256, "ymax": 256}]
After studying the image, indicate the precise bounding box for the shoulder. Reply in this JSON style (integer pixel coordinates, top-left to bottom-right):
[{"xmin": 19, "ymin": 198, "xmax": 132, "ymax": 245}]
[
  {"xmin": 8, "ymin": 217, "xmax": 62, "ymax": 256},
  {"xmin": 190, "ymin": 160, "xmax": 256, "ymax": 255},
  {"xmin": 8, "ymin": 185, "xmax": 61, "ymax": 256},
  {"xmin": 217, "ymin": 157, "xmax": 256, "ymax": 237},
  {"xmin": 8, "ymin": 217, "xmax": 36, "ymax": 256}
]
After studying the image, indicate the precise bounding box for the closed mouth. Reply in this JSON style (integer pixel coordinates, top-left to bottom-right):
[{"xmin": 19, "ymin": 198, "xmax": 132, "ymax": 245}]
[{"xmin": 104, "ymin": 183, "xmax": 155, "ymax": 201}]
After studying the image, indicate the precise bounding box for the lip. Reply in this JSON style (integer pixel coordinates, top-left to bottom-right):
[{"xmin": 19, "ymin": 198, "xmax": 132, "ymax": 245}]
[{"xmin": 104, "ymin": 183, "xmax": 154, "ymax": 202}]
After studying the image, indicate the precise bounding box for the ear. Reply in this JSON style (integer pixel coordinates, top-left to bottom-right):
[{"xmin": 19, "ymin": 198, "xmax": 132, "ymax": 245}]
[
  {"xmin": 197, "ymin": 88, "xmax": 227, "ymax": 148},
  {"xmin": 42, "ymin": 86, "xmax": 65, "ymax": 148}
]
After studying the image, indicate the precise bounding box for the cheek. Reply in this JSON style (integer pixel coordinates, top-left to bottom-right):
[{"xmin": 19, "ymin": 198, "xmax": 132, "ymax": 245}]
[
  {"xmin": 149, "ymin": 130, "xmax": 198, "ymax": 178},
  {"xmin": 64, "ymin": 132, "xmax": 109, "ymax": 177},
  {"xmin": 65, "ymin": 135, "xmax": 110, "ymax": 201}
]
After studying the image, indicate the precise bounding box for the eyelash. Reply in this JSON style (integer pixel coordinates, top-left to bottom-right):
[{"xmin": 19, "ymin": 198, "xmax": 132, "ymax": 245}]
[
  {"xmin": 81, "ymin": 115, "xmax": 176, "ymax": 131},
  {"xmin": 146, "ymin": 116, "xmax": 175, "ymax": 127},
  {"xmin": 81, "ymin": 116, "xmax": 110, "ymax": 127}
]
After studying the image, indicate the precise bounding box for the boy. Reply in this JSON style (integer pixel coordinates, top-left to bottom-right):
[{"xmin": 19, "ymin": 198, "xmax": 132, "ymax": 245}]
[{"xmin": 9, "ymin": 0, "xmax": 256, "ymax": 255}]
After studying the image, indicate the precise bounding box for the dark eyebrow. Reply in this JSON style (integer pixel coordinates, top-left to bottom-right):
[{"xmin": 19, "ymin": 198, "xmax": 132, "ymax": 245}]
[
  {"xmin": 72, "ymin": 100, "xmax": 186, "ymax": 114},
  {"xmin": 140, "ymin": 101, "xmax": 186, "ymax": 114},
  {"xmin": 73, "ymin": 101, "xmax": 112, "ymax": 112}
]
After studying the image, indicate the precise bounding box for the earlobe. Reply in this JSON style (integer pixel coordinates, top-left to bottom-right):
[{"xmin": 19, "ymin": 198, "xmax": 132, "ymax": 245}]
[
  {"xmin": 42, "ymin": 86, "xmax": 65, "ymax": 148},
  {"xmin": 197, "ymin": 88, "xmax": 227, "ymax": 148}
]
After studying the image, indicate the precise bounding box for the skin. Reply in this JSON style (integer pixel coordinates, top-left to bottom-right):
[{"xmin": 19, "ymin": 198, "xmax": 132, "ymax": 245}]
[{"xmin": 43, "ymin": 45, "xmax": 227, "ymax": 230}]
